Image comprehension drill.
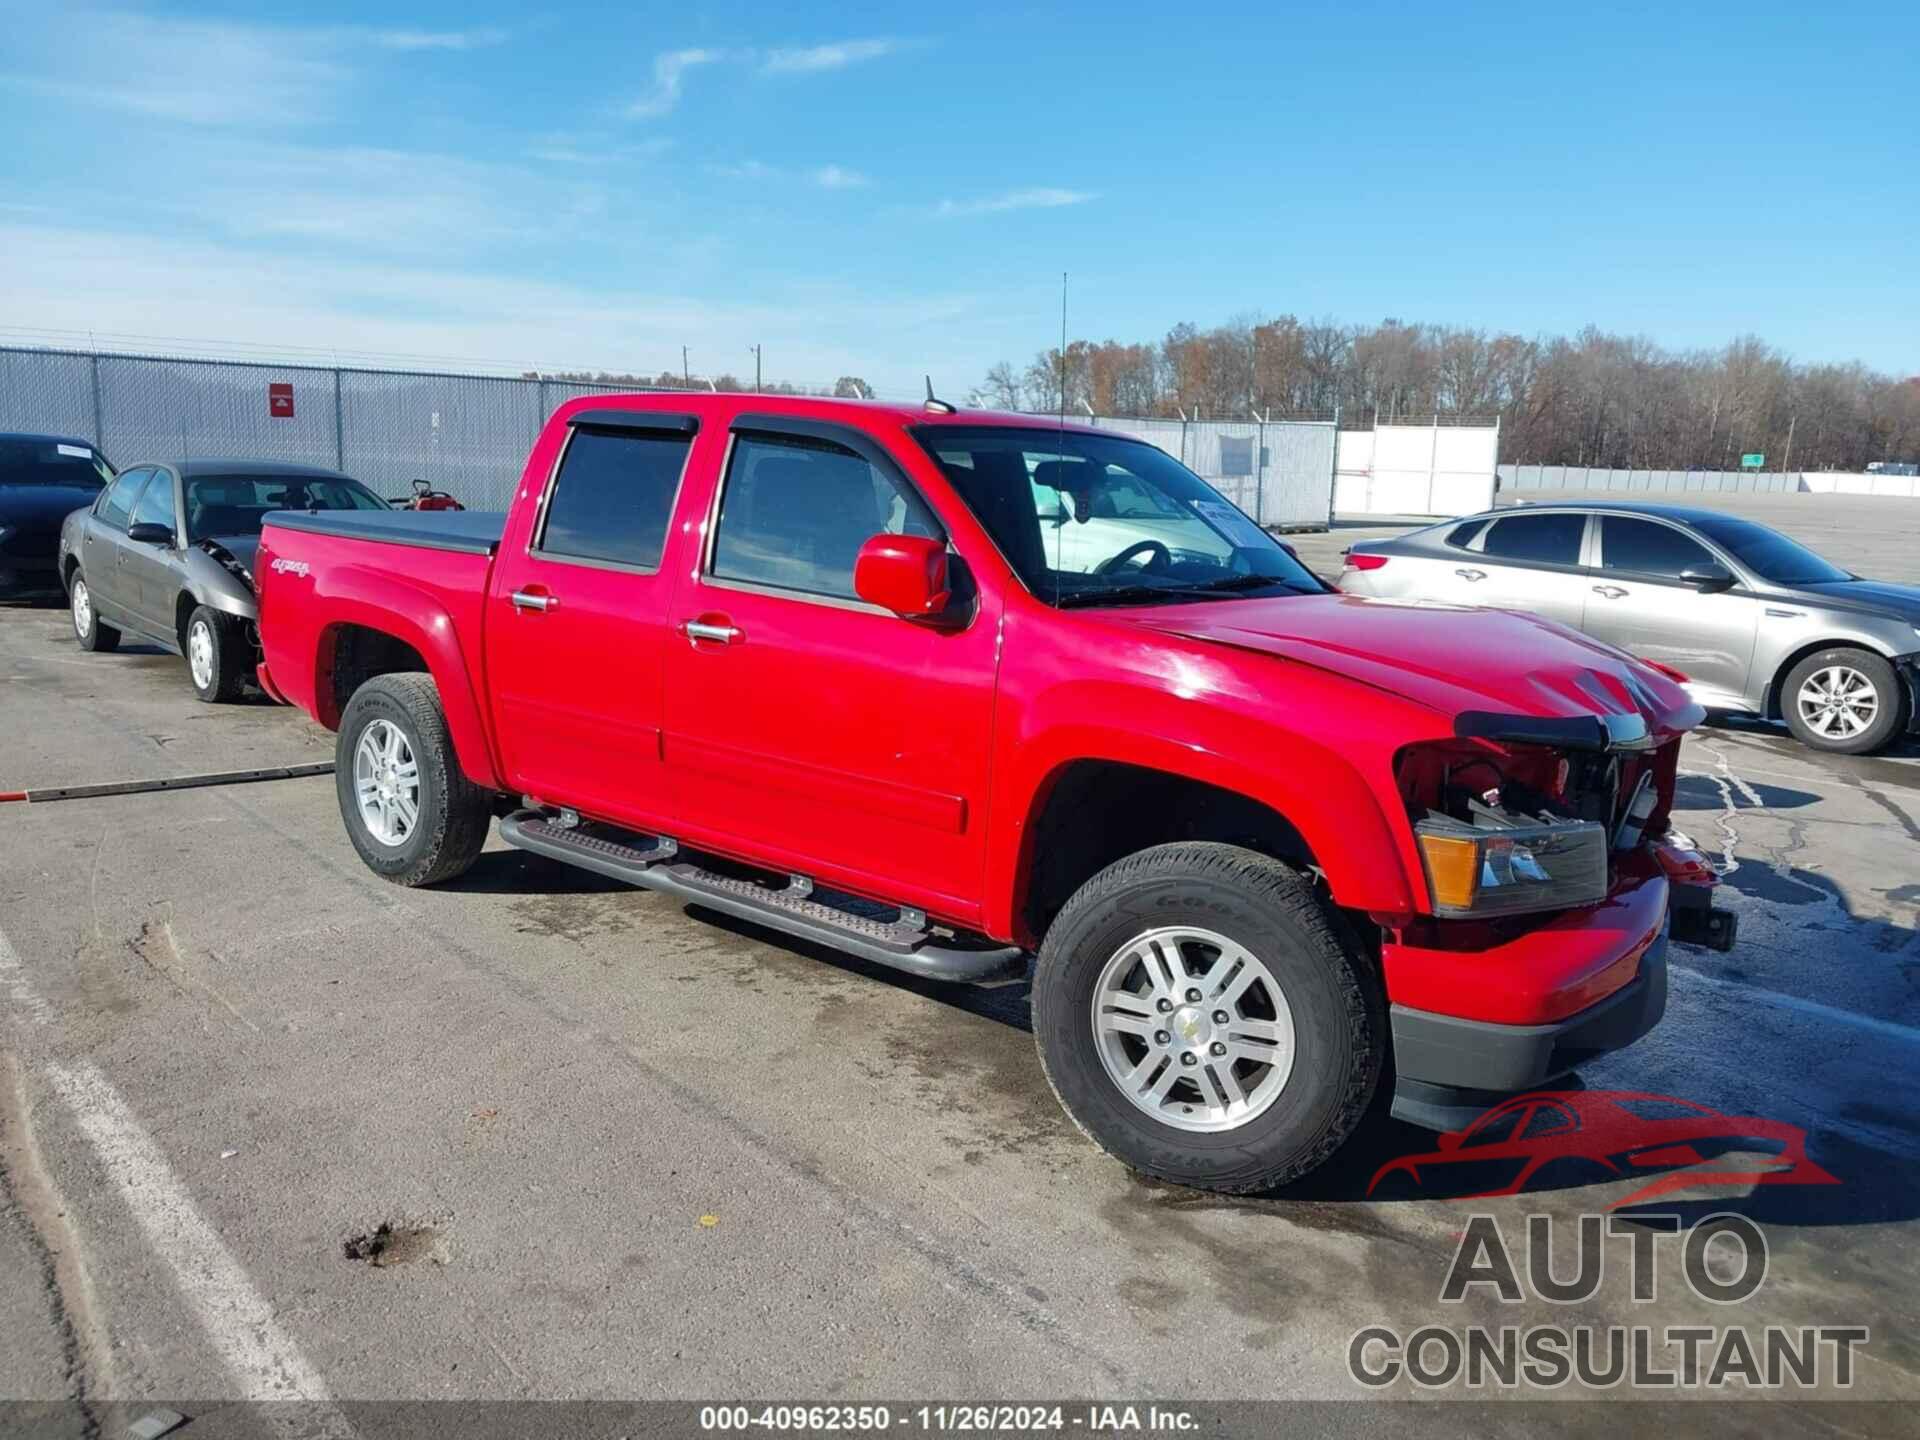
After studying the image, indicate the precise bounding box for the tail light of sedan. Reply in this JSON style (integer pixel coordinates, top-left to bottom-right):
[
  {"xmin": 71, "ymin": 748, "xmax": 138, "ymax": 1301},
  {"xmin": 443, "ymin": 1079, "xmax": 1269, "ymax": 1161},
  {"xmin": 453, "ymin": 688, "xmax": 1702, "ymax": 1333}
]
[{"xmin": 1343, "ymin": 552, "xmax": 1389, "ymax": 571}]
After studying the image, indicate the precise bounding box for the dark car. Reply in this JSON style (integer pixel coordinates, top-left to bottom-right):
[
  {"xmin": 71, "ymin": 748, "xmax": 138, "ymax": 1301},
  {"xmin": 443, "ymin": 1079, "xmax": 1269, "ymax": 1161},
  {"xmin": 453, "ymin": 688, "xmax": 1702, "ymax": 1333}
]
[
  {"xmin": 0, "ymin": 433, "xmax": 115, "ymax": 600},
  {"xmin": 58, "ymin": 459, "xmax": 389, "ymax": 701}
]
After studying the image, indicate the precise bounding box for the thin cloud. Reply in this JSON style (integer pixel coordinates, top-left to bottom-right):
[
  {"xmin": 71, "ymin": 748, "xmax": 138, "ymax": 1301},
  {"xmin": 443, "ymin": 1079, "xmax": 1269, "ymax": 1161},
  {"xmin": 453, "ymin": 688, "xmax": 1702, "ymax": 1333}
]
[
  {"xmin": 811, "ymin": 165, "xmax": 869, "ymax": 189},
  {"xmin": 526, "ymin": 134, "xmax": 674, "ymax": 166},
  {"xmin": 1, "ymin": 10, "xmax": 345, "ymax": 125},
  {"xmin": 362, "ymin": 27, "xmax": 510, "ymax": 52},
  {"xmin": 762, "ymin": 38, "xmax": 911, "ymax": 74},
  {"xmin": 628, "ymin": 48, "xmax": 724, "ymax": 119},
  {"xmin": 934, "ymin": 188, "xmax": 1096, "ymax": 218},
  {"xmin": 0, "ymin": 11, "xmax": 509, "ymax": 127},
  {"xmin": 708, "ymin": 161, "xmax": 870, "ymax": 190}
]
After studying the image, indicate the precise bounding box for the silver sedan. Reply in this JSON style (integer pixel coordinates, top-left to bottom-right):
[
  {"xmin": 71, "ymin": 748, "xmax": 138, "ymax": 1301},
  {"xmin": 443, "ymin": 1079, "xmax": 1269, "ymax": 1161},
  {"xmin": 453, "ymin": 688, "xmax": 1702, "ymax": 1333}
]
[{"xmin": 1339, "ymin": 501, "xmax": 1920, "ymax": 755}]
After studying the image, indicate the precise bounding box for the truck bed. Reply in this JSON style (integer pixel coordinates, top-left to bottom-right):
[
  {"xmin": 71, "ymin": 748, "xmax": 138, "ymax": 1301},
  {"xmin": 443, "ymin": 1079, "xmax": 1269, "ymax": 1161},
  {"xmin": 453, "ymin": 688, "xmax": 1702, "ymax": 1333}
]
[{"xmin": 264, "ymin": 508, "xmax": 506, "ymax": 556}]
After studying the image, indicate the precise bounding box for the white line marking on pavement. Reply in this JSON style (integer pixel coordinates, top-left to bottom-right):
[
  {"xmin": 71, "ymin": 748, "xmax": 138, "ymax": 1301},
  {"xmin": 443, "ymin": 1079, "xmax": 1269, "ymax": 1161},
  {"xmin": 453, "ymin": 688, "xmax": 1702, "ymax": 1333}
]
[
  {"xmin": 44, "ymin": 1061, "xmax": 356, "ymax": 1432},
  {"xmin": 1671, "ymin": 963, "xmax": 1920, "ymax": 1047},
  {"xmin": 2, "ymin": 917, "xmax": 351, "ymax": 1432},
  {"xmin": 0, "ymin": 925, "xmax": 54, "ymax": 1027}
]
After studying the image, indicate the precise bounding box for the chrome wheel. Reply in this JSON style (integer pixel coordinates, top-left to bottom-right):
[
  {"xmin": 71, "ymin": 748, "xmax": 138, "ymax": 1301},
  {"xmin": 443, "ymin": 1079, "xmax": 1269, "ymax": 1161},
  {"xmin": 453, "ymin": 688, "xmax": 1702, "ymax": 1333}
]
[
  {"xmin": 188, "ymin": 618, "xmax": 214, "ymax": 690},
  {"xmin": 1796, "ymin": 665, "xmax": 1878, "ymax": 740},
  {"xmin": 352, "ymin": 719, "xmax": 420, "ymax": 847},
  {"xmin": 71, "ymin": 579, "xmax": 91, "ymax": 638},
  {"xmin": 1091, "ymin": 925, "xmax": 1296, "ymax": 1133}
]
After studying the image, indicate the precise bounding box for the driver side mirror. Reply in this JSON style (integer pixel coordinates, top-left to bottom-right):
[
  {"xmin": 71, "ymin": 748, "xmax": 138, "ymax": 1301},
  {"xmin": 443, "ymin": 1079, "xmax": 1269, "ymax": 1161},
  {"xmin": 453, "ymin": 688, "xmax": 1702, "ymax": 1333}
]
[
  {"xmin": 127, "ymin": 522, "xmax": 173, "ymax": 546},
  {"xmin": 854, "ymin": 534, "xmax": 951, "ymax": 618},
  {"xmin": 1678, "ymin": 561, "xmax": 1735, "ymax": 593},
  {"xmin": 1435, "ymin": 1131, "xmax": 1464, "ymax": 1152}
]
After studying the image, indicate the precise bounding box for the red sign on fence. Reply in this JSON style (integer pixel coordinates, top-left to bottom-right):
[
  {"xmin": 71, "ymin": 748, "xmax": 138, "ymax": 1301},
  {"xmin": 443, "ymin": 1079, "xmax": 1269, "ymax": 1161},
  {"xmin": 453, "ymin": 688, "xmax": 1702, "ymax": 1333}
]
[{"xmin": 268, "ymin": 382, "xmax": 294, "ymax": 419}]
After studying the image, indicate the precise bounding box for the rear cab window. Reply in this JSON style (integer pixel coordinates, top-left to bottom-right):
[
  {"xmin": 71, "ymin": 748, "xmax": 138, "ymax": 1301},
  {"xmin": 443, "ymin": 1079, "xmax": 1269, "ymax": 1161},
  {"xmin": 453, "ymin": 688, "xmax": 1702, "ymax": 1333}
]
[
  {"xmin": 1479, "ymin": 511, "xmax": 1587, "ymax": 566},
  {"xmin": 535, "ymin": 424, "xmax": 695, "ymax": 571}
]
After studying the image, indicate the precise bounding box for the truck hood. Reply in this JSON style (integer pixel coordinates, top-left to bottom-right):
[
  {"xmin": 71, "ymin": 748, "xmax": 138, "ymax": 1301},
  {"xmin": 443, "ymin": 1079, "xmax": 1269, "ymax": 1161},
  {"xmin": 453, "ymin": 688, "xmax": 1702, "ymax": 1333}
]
[
  {"xmin": 1119, "ymin": 593, "xmax": 1703, "ymax": 743},
  {"xmin": 2, "ymin": 485, "xmax": 98, "ymax": 537}
]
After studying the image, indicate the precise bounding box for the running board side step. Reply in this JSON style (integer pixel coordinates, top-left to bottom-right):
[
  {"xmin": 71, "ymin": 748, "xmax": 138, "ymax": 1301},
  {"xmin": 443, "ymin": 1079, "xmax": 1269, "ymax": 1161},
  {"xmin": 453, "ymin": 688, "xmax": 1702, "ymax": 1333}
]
[{"xmin": 499, "ymin": 811, "xmax": 1025, "ymax": 985}]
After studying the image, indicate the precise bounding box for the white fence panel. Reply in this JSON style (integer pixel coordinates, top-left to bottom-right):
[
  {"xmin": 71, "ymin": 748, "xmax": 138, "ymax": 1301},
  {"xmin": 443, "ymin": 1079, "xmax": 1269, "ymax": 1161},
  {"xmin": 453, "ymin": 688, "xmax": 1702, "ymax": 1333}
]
[{"xmin": 1336, "ymin": 423, "xmax": 1499, "ymax": 516}]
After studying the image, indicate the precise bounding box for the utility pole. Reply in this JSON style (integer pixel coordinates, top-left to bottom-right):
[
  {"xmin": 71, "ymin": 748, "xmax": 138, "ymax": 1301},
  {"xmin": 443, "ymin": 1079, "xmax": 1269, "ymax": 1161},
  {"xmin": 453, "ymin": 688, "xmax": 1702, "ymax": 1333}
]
[
  {"xmin": 751, "ymin": 344, "xmax": 762, "ymax": 393},
  {"xmin": 682, "ymin": 346, "xmax": 690, "ymax": 387},
  {"xmin": 1781, "ymin": 414, "xmax": 1797, "ymax": 475}
]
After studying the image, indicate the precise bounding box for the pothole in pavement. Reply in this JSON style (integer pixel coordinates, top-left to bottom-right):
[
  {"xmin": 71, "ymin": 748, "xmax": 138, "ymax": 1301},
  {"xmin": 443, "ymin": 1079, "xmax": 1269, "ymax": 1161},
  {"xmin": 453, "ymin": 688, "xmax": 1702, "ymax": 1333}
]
[{"xmin": 342, "ymin": 1221, "xmax": 444, "ymax": 1268}]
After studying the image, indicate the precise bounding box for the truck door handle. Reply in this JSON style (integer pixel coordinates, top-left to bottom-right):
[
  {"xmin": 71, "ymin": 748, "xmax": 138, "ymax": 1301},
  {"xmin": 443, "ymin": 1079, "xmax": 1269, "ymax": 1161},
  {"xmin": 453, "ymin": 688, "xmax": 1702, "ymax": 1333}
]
[
  {"xmin": 1455, "ymin": 568, "xmax": 1486, "ymax": 582},
  {"xmin": 1591, "ymin": 585, "xmax": 1628, "ymax": 600},
  {"xmin": 510, "ymin": 589, "xmax": 558, "ymax": 613},
  {"xmin": 680, "ymin": 618, "xmax": 742, "ymax": 645}
]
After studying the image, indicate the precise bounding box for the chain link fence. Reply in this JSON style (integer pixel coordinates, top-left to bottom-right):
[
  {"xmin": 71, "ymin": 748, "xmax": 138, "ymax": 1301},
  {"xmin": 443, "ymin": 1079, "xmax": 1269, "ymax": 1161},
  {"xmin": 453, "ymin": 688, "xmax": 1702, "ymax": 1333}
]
[{"xmin": 0, "ymin": 344, "xmax": 1343, "ymax": 525}]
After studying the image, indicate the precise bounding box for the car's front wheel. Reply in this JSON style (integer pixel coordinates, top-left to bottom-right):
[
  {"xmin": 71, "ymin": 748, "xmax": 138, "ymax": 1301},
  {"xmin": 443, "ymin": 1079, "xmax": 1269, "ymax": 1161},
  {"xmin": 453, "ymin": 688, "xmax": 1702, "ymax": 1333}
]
[
  {"xmin": 1782, "ymin": 647, "xmax": 1905, "ymax": 756},
  {"xmin": 1032, "ymin": 842, "xmax": 1383, "ymax": 1193},
  {"xmin": 186, "ymin": 605, "xmax": 249, "ymax": 703},
  {"xmin": 335, "ymin": 673, "xmax": 492, "ymax": 886},
  {"xmin": 70, "ymin": 573, "xmax": 120, "ymax": 653}
]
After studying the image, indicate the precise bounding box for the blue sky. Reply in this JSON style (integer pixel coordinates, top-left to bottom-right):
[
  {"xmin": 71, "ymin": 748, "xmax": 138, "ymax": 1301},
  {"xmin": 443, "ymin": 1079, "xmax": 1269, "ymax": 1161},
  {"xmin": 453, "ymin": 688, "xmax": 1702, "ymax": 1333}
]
[{"xmin": 1, "ymin": 1, "xmax": 1915, "ymax": 395}]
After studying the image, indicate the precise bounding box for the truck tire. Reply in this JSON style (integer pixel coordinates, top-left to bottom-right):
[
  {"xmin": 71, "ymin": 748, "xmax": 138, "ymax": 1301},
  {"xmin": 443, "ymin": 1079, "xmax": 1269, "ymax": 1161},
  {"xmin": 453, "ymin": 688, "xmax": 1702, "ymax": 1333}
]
[
  {"xmin": 1032, "ymin": 842, "xmax": 1382, "ymax": 1194},
  {"xmin": 335, "ymin": 673, "xmax": 491, "ymax": 886},
  {"xmin": 70, "ymin": 573, "xmax": 120, "ymax": 653},
  {"xmin": 185, "ymin": 605, "xmax": 248, "ymax": 703},
  {"xmin": 1781, "ymin": 647, "xmax": 1905, "ymax": 756}
]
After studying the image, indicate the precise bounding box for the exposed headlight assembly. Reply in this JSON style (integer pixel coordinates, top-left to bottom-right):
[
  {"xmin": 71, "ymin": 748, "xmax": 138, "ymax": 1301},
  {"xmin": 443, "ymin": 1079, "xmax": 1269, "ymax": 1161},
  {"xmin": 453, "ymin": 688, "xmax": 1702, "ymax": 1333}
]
[{"xmin": 1415, "ymin": 817, "xmax": 1609, "ymax": 918}]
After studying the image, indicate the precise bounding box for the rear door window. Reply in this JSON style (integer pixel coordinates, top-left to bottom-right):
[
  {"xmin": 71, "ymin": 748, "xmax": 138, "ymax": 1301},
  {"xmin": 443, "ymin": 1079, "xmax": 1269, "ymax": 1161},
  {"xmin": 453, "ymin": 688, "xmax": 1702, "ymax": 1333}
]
[
  {"xmin": 536, "ymin": 426, "xmax": 693, "ymax": 571},
  {"xmin": 95, "ymin": 467, "xmax": 152, "ymax": 529},
  {"xmin": 1600, "ymin": 516, "xmax": 1716, "ymax": 579},
  {"xmin": 1479, "ymin": 512, "xmax": 1586, "ymax": 567},
  {"xmin": 1445, "ymin": 518, "xmax": 1488, "ymax": 548}
]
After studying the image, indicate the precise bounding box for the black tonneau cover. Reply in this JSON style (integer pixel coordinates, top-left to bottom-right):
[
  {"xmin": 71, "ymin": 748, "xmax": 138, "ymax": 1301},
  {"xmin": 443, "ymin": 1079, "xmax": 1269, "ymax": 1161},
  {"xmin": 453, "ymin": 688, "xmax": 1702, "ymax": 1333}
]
[{"xmin": 264, "ymin": 508, "xmax": 506, "ymax": 557}]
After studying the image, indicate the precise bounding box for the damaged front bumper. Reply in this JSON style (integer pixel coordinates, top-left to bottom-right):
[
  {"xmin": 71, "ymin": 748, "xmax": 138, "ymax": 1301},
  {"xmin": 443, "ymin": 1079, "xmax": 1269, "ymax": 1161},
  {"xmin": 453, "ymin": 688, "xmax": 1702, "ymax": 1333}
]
[{"xmin": 1383, "ymin": 843, "xmax": 1732, "ymax": 1133}]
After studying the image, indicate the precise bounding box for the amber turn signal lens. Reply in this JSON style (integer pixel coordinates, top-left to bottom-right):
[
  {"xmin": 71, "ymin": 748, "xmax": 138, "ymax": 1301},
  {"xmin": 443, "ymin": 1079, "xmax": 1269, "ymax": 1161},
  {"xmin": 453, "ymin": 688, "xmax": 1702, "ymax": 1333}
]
[{"xmin": 1417, "ymin": 831, "xmax": 1481, "ymax": 912}]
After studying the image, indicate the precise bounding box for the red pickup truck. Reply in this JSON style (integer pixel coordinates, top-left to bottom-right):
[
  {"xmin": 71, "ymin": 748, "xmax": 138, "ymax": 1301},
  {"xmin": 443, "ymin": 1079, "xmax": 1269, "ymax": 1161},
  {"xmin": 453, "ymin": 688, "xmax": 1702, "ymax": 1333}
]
[{"xmin": 256, "ymin": 393, "xmax": 1732, "ymax": 1193}]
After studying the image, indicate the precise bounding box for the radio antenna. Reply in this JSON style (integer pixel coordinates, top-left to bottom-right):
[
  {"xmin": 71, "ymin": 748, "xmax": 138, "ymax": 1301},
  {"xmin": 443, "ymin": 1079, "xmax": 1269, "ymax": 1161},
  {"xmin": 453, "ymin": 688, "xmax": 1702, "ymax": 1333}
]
[
  {"xmin": 1058, "ymin": 271, "xmax": 1068, "ymax": 432},
  {"xmin": 1054, "ymin": 271, "xmax": 1068, "ymax": 607}
]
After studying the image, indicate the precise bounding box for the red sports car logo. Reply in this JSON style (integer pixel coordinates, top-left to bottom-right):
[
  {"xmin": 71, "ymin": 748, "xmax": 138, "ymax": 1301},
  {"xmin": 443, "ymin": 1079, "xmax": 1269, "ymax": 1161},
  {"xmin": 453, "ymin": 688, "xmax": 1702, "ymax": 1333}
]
[{"xmin": 1368, "ymin": 1091, "xmax": 1838, "ymax": 1208}]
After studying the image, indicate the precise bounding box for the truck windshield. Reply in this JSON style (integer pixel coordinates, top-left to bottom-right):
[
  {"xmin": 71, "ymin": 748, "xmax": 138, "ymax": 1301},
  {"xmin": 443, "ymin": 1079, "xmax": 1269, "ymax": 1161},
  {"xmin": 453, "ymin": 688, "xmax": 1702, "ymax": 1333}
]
[
  {"xmin": 184, "ymin": 472, "xmax": 389, "ymax": 540},
  {"xmin": 912, "ymin": 426, "xmax": 1323, "ymax": 606}
]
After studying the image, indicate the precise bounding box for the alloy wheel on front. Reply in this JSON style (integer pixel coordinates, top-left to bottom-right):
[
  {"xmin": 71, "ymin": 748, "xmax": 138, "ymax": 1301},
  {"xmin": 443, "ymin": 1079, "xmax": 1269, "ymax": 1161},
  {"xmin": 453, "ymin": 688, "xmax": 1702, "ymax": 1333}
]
[
  {"xmin": 352, "ymin": 718, "xmax": 421, "ymax": 847},
  {"xmin": 1796, "ymin": 665, "xmax": 1879, "ymax": 740},
  {"xmin": 1091, "ymin": 925, "xmax": 1296, "ymax": 1133},
  {"xmin": 188, "ymin": 619, "xmax": 214, "ymax": 690},
  {"xmin": 72, "ymin": 580, "xmax": 91, "ymax": 638}
]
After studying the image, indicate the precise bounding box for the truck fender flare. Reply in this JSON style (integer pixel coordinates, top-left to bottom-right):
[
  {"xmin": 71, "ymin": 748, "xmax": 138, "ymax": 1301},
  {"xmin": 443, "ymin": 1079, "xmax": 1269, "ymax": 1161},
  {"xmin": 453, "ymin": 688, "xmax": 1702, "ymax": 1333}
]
[
  {"xmin": 988, "ymin": 723, "xmax": 1416, "ymax": 943},
  {"xmin": 311, "ymin": 567, "xmax": 502, "ymax": 791}
]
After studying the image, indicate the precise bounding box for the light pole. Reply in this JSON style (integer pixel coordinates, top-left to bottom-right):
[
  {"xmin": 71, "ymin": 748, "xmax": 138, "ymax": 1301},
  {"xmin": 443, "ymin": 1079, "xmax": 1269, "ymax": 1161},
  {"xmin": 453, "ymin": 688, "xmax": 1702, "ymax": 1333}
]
[{"xmin": 751, "ymin": 344, "xmax": 762, "ymax": 393}]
